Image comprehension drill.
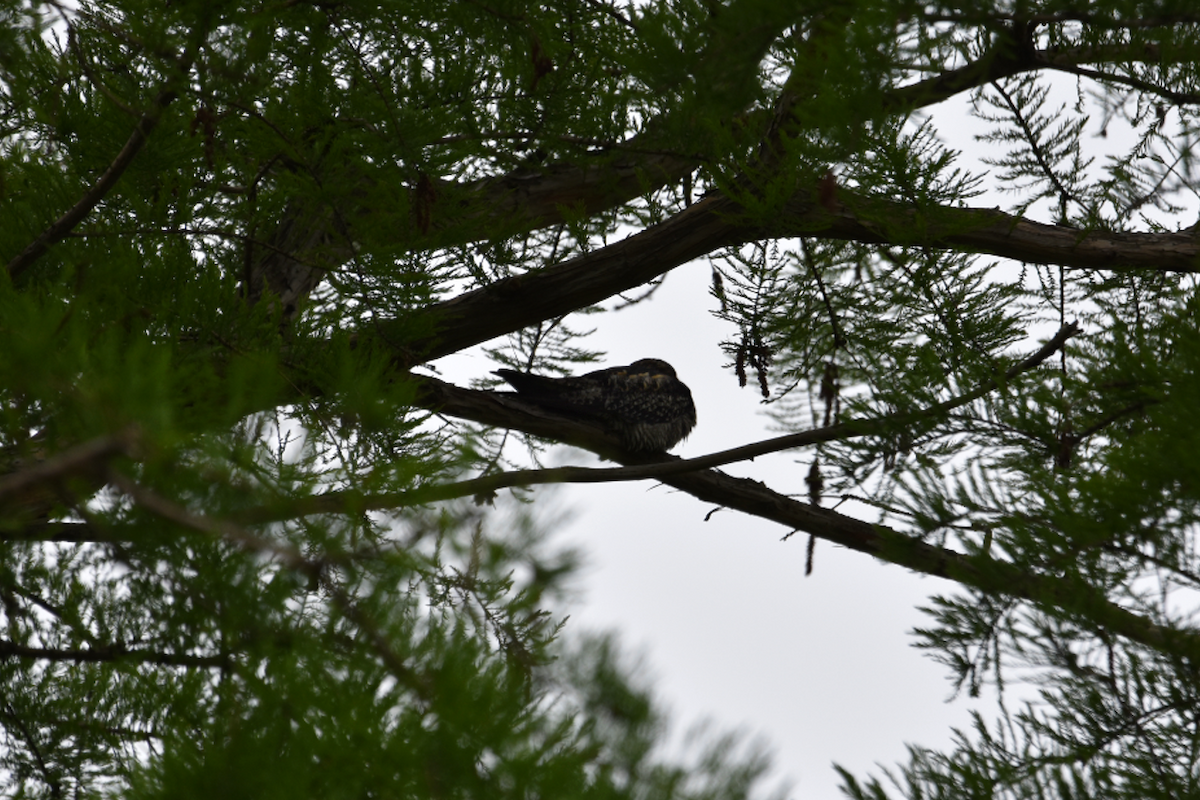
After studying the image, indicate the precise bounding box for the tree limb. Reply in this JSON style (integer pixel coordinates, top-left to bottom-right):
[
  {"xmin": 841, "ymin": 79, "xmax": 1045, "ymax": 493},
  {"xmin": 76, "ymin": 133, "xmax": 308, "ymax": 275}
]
[
  {"xmin": 5, "ymin": 28, "xmax": 203, "ymax": 281},
  {"xmin": 0, "ymin": 430, "xmax": 137, "ymax": 521},
  {"xmin": 251, "ymin": 33, "xmax": 1192, "ymax": 322},
  {"xmin": 241, "ymin": 323, "xmax": 1078, "ymax": 523},
  {"xmin": 243, "ymin": 0, "xmax": 805, "ymax": 311},
  {"xmin": 389, "ymin": 182, "xmax": 1190, "ymax": 367},
  {"xmin": 888, "ymin": 40, "xmax": 1189, "ymax": 112},
  {"xmin": 409, "ymin": 357, "xmax": 1200, "ymax": 665},
  {"xmin": 0, "ymin": 639, "xmax": 227, "ymax": 668},
  {"xmin": 774, "ymin": 191, "xmax": 1200, "ymax": 271}
]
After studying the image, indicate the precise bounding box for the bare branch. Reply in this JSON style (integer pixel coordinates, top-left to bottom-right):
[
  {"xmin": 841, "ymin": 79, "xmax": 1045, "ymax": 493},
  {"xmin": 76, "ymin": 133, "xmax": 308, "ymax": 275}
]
[
  {"xmin": 241, "ymin": 324, "xmax": 1078, "ymax": 523},
  {"xmin": 404, "ymin": 338, "xmax": 1199, "ymax": 665},
  {"xmin": 0, "ymin": 639, "xmax": 226, "ymax": 668}
]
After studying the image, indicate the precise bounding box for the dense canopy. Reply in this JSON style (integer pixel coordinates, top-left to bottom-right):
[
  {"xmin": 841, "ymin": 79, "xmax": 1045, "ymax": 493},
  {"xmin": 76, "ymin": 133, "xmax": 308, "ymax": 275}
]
[{"xmin": 3, "ymin": 1, "xmax": 1200, "ymax": 797}]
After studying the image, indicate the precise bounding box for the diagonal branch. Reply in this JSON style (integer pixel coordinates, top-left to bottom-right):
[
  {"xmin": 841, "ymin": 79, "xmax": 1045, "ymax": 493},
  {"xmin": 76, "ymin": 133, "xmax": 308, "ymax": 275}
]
[
  {"xmin": 6, "ymin": 92, "xmax": 178, "ymax": 279},
  {"xmin": 387, "ymin": 191, "xmax": 747, "ymax": 364},
  {"xmin": 243, "ymin": 323, "xmax": 1077, "ymax": 524},
  {"xmin": 412, "ymin": 366, "xmax": 1200, "ymax": 665},
  {"xmin": 242, "ymin": 147, "xmax": 703, "ymax": 311},
  {"xmin": 0, "ymin": 429, "xmax": 138, "ymax": 521},
  {"xmin": 0, "ymin": 431, "xmax": 134, "ymax": 504},
  {"xmin": 388, "ymin": 182, "xmax": 1191, "ymax": 367},
  {"xmin": 6, "ymin": 30, "xmax": 204, "ymax": 280}
]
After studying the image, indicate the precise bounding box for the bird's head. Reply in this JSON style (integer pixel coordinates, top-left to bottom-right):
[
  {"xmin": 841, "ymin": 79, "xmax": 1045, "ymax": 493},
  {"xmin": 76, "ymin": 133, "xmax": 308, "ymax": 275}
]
[{"xmin": 627, "ymin": 358, "xmax": 677, "ymax": 378}]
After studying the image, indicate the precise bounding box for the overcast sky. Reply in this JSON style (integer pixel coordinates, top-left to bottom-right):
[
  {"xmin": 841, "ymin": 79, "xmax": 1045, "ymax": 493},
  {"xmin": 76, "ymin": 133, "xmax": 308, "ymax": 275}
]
[
  {"xmin": 509, "ymin": 266, "xmax": 991, "ymax": 799},
  {"xmin": 442, "ymin": 211, "xmax": 994, "ymax": 798},
  {"xmin": 435, "ymin": 82, "xmax": 1170, "ymax": 798}
]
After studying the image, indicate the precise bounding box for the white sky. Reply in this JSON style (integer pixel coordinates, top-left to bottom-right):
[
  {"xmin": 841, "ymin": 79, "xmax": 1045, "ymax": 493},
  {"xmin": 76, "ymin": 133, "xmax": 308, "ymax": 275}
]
[
  {"xmin": 442, "ymin": 233, "xmax": 995, "ymax": 798},
  {"xmin": 435, "ymin": 74, "xmax": 1189, "ymax": 798},
  {"xmin": 527, "ymin": 263, "xmax": 990, "ymax": 799}
]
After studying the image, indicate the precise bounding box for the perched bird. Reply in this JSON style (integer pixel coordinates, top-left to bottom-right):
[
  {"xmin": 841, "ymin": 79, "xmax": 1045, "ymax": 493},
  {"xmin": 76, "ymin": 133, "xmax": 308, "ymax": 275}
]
[{"xmin": 494, "ymin": 358, "xmax": 697, "ymax": 451}]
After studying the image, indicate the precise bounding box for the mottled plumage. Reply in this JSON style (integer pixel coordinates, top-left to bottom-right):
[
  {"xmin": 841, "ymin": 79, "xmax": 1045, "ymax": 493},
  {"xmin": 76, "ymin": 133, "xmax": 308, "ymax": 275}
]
[{"xmin": 494, "ymin": 358, "xmax": 697, "ymax": 451}]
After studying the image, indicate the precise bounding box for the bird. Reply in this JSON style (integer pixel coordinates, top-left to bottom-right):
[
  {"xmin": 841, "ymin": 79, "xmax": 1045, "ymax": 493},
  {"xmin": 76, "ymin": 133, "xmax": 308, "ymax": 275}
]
[{"xmin": 493, "ymin": 358, "xmax": 697, "ymax": 452}]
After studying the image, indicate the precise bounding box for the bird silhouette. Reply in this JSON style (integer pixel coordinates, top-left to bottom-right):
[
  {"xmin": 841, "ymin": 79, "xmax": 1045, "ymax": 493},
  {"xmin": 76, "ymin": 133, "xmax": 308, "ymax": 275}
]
[{"xmin": 494, "ymin": 358, "xmax": 696, "ymax": 451}]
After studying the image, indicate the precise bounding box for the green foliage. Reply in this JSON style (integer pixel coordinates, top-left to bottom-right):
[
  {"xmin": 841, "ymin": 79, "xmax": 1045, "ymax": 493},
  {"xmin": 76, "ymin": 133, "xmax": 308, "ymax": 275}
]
[{"xmin": 3, "ymin": 0, "xmax": 1200, "ymax": 798}]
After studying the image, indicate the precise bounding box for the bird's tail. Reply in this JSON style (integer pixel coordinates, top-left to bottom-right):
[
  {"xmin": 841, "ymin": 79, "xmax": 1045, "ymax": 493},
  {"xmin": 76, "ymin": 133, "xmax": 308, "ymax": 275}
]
[{"xmin": 493, "ymin": 369, "xmax": 563, "ymax": 398}]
